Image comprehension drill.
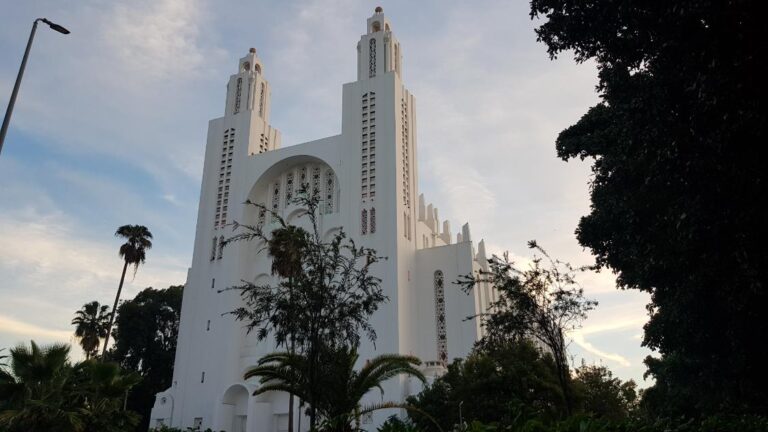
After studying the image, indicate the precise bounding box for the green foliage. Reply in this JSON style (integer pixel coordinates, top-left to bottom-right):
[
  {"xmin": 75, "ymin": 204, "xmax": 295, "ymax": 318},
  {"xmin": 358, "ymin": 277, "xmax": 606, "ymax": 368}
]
[
  {"xmin": 407, "ymin": 340, "xmax": 566, "ymax": 432},
  {"xmin": 0, "ymin": 341, "xmax": 139, "ymax": 432},
  {"xmin": 246, "ymin": 346, "xmax": 425, "ymax": 432},
  {"xmin": 103, "ymin": 224, "xmax": 154, "ymax": 359},
  {"xmin": 71, "ymin": 301, "xmax": 111, "ymax": 360},
  {"xmin": 459, "ymin": 242, "xmax": 596, "ymax": 415},
  {"xmin": 379, "ymin": 415, "xmax": 420, "ymax": 432},
  {"xmin": 225, "ymin": 186, "xmax": 387, "ymax": 429},
  {"xmin": 110, "ymin": 285, "xmax": 183, "ymax": 432},
  {"xmin": 572, "ymin": 364, "xmax": 637, "ymax": 421},
  {"xmin": 530, "ymin": 0, "xmax": 768, "ymax": 416}
]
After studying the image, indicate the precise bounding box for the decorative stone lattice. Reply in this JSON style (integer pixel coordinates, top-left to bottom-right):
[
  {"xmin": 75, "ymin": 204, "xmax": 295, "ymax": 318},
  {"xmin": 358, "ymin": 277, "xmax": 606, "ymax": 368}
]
[
  {"xmin": 369, "ymin": 38, "xmax": 376, "ymax": 78},
  {"xmin": 434, "ymin": 270, "xmax": 448, "ymax": 363}
]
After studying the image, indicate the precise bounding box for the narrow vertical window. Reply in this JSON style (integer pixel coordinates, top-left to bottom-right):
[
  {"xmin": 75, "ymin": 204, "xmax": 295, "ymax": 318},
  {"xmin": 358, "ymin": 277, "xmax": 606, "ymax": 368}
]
[
  {"xmin": 271, "ymin": 182, "xmax": 281, "ymax": 221},
  {"xmin": 325, "ymin": 170, "xmax": 335, "ymax": 213},
  {"xmin": 258, "ymin": 82, "xmax": 265, "ymax": 117},
  {"xmin": 201, "ymin": 371, "xmax": 205, "ymax": 383},
  {"xmin": 210, "ymin": 237, "xmax": 217, "ymax": 261},
  {"xmin": 217, "ymin": 236, "xmax": 224, "ymax": 260},
  {"xmin": 285, "ymin": 172, "xmax": 295, "ymax": 206},
  {"xmin": 370, "ymin": 208, "xmax": 376, "ymax": 233},
  {"xmin": 434, "ymin": 270, "xmax": 447, "ymax": 364},
  {"xmin": 361, "ymin": 209, "xmax": 368, "ymax": 235},
  {"xmin": 211, "ymin": 278, "xmax": 215, "ymax": 289},
  {"xmin": 369, "ymin": 39, "xmax": 377, "ymax": 78},
  {"xmin": 234, "ymin": 77, "xmax": 243, "ymax": 114},
  {"xmin": 206, "ymin": 320, "xmax": 211, "ymax": 331}
]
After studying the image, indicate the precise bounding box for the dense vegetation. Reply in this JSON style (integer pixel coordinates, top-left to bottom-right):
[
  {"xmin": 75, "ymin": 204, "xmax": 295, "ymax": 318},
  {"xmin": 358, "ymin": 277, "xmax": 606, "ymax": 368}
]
[{"xmin": 530, "ymin": 0, "xmax": 767, "ymax": 417}]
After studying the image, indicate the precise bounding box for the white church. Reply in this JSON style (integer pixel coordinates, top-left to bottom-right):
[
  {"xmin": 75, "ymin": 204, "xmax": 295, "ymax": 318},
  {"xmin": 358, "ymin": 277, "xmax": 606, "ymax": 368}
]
[{"xmin": 151, "ymin": 8, "xmax": 495, "ymax": 432}]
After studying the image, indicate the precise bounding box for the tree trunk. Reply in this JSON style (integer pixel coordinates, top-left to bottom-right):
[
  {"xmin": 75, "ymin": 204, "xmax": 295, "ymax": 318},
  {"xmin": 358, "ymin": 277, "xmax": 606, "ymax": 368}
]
[
  {"xmin": 102, "ymin": 260, "xmax": 128, "ymax": 359},
  {"xmin": 288, "ymin": 276, "xmax": 295, "ymax": 432}
]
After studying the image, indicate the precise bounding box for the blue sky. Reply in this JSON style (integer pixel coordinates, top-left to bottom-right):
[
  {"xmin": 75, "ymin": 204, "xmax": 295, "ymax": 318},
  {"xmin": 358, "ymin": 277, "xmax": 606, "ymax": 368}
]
[{"xmin": 0, "ymin": 0, "xmax": 653, "ymax": 385}]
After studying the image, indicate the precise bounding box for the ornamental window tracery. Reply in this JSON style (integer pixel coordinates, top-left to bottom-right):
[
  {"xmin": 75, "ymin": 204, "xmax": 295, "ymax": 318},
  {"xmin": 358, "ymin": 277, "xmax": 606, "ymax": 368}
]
[
  {"xmin": 215, "ymin": 129, "xmax": 235, "ymax": 228},
  {"xmin": 285, "ymin": 172, "xmax": 295, "ymax": 205},
  {"xmin": 271, "ymin": 182, "xmax": 280, "ymax": 221},
  {"xmin": 369, "ymin": 39, "xmax": 377, "ymax": 78},
  {"xmin": 312, "ymin": 167, "xmax": 321, "ymax": 197},
  {"xmin": 234, "ymin": 77, "xmax": 242, "ymax": 114},
  {"xmin": 434, "ymin": 270, "xmax": 448, "ymax": 364},
  {"xmin": 217, "ymin": 236, "xmax": 225, "ymax": 260},
  {"xmin": 325, "ymin": 170, "xmax": 335, "ymax": 213},
  {"xmin": 258, "ymin": 82, "xmax": 265, "ymax": 117},
  {"xmin": 370, "ymin": 207, "xmax": 376, "ymax": 233}
]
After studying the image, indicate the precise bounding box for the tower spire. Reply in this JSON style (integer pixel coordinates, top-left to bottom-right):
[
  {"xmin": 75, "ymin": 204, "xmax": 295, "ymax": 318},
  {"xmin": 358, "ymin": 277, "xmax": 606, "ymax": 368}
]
[
  {"xmin": 224, "ymin": 48, "xmax": 270, "ymax": 122},
  {"xmin": 357, "ymin": 6, "xmax": 402, "ymax": 81}
]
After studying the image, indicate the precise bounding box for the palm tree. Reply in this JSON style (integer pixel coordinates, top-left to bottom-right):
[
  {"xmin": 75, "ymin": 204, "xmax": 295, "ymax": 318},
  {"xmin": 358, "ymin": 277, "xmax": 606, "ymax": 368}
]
[
  {"xmin": 267, "ymin": 225, "xmax": 309, "ymax": 432},
  {"xmin": 245, "ymin": 346, "xmax": 427, "ymax": 432},
  {"xmin": 102, "ymin": 225, "xmax": 153, "ymax": 358},
  {"xmin": 0, "ymin": 341, "xmax": 82, "ymax": 431},
  {"xmin": 72, "ymin": 301, "xmax": 111, "ymax": 360}
]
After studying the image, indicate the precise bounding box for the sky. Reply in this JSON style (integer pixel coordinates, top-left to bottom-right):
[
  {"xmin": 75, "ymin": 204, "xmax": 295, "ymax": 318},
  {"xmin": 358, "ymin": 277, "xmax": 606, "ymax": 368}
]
[{"xmin": 0, "ymin": 0, "xmax": 653, "ymax": 385}]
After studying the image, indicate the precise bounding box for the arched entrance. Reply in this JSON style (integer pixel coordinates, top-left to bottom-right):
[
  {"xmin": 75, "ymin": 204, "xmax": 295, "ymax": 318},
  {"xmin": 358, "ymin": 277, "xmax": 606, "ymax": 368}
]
[{"xmin": 215, "ymin": 384, "xmax": 250, "ymax": 432}]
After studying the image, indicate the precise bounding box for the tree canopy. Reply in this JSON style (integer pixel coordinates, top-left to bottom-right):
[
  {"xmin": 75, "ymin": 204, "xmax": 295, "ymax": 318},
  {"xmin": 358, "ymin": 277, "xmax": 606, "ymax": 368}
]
[
  {"xmin": 110, "ymin": 285, "xmax": 183, "ymax": 431},
  {"xmin": 531, "ymin": 0, "xmax": 768, "ymax": 416}
]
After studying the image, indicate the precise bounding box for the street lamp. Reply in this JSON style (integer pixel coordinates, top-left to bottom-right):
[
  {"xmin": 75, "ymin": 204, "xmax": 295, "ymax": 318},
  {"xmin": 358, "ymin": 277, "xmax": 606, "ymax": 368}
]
[{"xmin": 0, "ymin": 18, "xmax": 70, "ymax": 155}]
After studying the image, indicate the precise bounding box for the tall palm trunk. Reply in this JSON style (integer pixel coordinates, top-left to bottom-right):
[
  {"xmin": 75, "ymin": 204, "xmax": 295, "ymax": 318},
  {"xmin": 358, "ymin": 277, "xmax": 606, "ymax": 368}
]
[
  {"xmin": 102, "ymin": 260, "xmax": 128, "ymax": 358},
  {"xmin": 288, "ymin": 276, "xmax": 295, "ymax": 432}
]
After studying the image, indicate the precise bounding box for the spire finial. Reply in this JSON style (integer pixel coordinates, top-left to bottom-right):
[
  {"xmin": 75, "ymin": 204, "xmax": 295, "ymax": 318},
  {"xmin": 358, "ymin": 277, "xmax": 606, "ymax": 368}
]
[
  {"xmin": 249, "ymin": 47, "xmax": 256, "ymax": 54},
  {"xmin": 375, "ymin": 6, "xmax": 383, "ymax": 13}
]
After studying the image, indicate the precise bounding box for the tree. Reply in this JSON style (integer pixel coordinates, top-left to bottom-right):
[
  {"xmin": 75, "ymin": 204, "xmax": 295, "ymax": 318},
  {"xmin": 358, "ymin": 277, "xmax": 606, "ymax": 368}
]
[
  {"xmin": 110, "ymin": 285, "xmax": 183, "ymax": 431},
  {"xmin": 102, "ymin": 225, "xmax": 153, "ymax": 358},
  {"xmin": 267, "ymin": 225, "xmax": 309, "ymax": 432},
  {"xmin": 71, "ymin": 360, "xmax": 141, "ymax": 432},
  {"xmin": 459, "ymin": 241, "xmax": 596, "ymax": 416},
  {"xmin": 71, "ymin": 301, "xmax": 111, "ymax": 360},
  {"xmin": 225, "ymin": 188, "xmax": 386, "ymax": 429},
  {"xmin": 407, "ymin": 340, "xmax": 565, "ymax": 432},
  {"xmin": 0, "ymin": 341, "xmax": 139, "ymax": 432},
  {"xmin": 572, "ymin": 364, "xmax": 637, "ymax": 421},
  {"xmin": 245, "ymin": 346, "xmax": 426, "ymax": 432},
  {"xmin": 530, "ymin": 0, "xmax": 768, "ymax": 415},
  {"xmin": 0, "ymin": 341, "xmax": 80, "ymax": 431}
]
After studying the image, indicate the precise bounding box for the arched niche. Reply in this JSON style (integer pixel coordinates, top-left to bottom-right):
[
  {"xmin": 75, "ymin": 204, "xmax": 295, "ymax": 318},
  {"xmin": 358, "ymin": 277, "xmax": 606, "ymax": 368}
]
[
  {"xmin": 215, "ymin": 383, "xmax": 250, "ymax": 432},
  {"xmin": 242, "ymin": 155, "xmax": 340, "ymax": 229}
]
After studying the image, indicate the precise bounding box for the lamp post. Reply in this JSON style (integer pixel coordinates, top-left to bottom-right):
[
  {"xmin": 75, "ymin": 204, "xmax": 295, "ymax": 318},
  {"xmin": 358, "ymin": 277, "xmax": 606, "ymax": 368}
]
[{"xmin": 0, "ymin": 18, "xmax": 70, "ymax": 155}]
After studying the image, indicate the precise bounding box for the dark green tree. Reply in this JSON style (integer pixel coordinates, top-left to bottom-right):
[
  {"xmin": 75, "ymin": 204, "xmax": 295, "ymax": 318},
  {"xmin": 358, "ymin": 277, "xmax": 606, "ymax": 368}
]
[
  {"xmin": 103, "ymin": 225, "xmax": 153, "ymax": 358},
  {"xmin": 459, "ymin": 241, "xmax": 596, "ymax": 416},
  {"xmin": 267, "ymin": 225, "xmax": 308, "ymax": 432},
  {"xmin": 244, "ymin": 346, "xmax": 425, "ymax": 432},
  {"xmin": 0, "ymin": 341, "xmax": 139, "ymax": 432},
  {"xmin": 530, "ymin": 0, "xmax": 768, "ymax": 416},
  {"xmin": 71, "ymin": 301, "xmax": 111, "ymax": 360},
  {"xmin": 407, "ymin": 340, "xmax": 566, "ymax": 432},
  {"xmin": 225, "ymin": 188, "xmax": 386, "ymax": 429},
  {"xmin": 110, "ymin": 285, "xmax": 183, "ymax": 431},
  {"xmin": 572, "ymin": 363, "xmax": 637, "ymax": 421}
]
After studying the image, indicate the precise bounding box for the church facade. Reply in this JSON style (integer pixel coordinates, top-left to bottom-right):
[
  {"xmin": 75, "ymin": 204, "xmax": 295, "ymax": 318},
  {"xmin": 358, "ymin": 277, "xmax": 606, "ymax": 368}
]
[{"xmin": 150, "ymin": 8, "xmax": 495, "ymax": 432}]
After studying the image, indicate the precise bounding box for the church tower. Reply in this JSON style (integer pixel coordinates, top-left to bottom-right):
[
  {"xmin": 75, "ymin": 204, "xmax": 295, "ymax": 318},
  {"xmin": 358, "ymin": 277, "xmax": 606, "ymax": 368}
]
[{"xmin": 151, "ymin": 8, "xmax": 489, "ymax": 432}]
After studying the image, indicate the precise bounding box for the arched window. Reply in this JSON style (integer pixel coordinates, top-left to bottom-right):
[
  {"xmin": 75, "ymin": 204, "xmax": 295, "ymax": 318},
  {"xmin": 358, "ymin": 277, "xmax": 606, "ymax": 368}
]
[
  {"xmin": 434, "ymin": 270, "xmax": 447, "ymax": 363},
  {"xmin": 361, "ymin": 209, "xmax": 368, "ymax": 235},
  {"xmin": 370, "ymin": 208, "xmax": 376, "ymax": 233}
]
